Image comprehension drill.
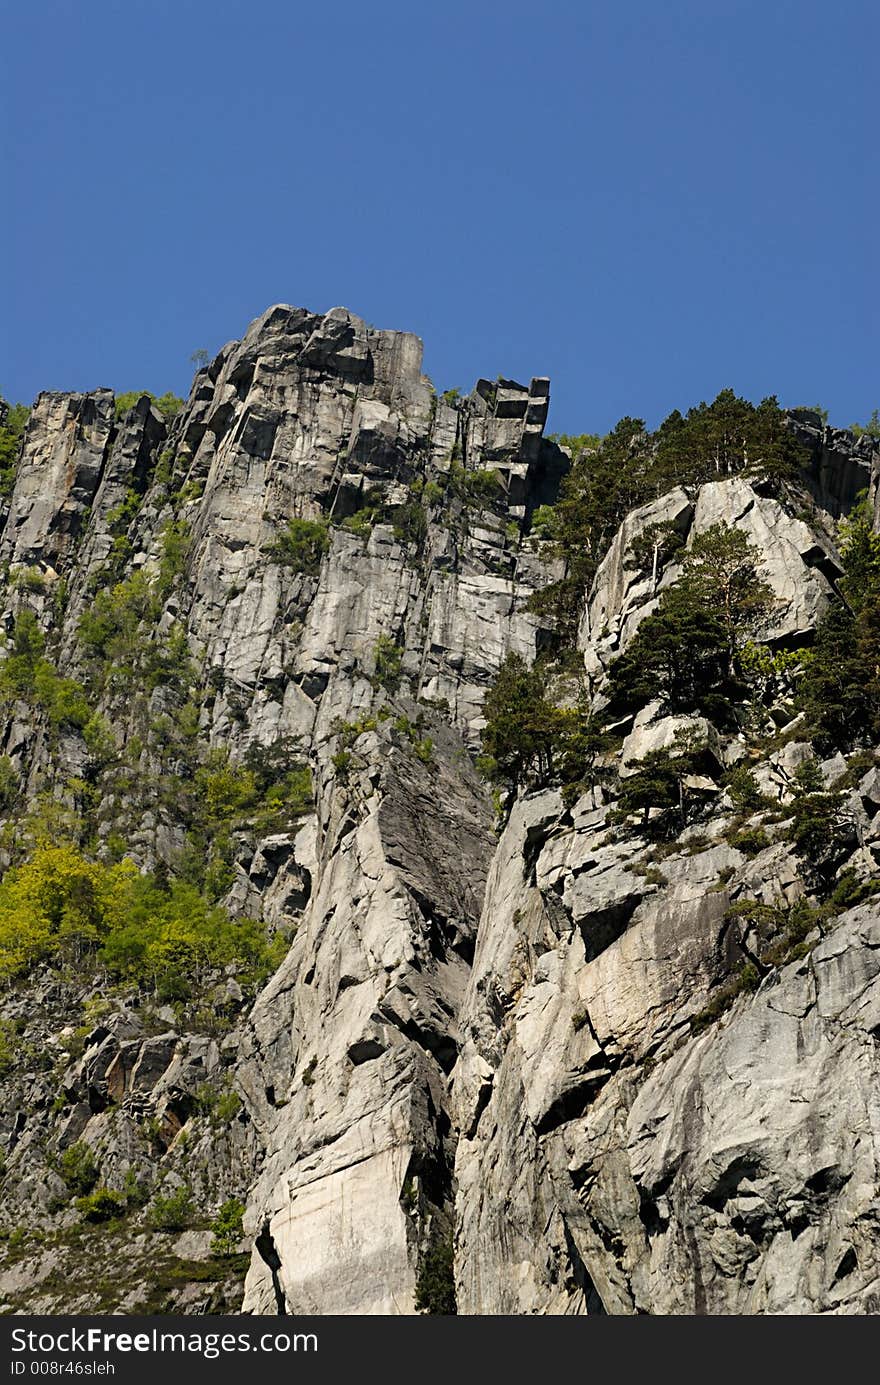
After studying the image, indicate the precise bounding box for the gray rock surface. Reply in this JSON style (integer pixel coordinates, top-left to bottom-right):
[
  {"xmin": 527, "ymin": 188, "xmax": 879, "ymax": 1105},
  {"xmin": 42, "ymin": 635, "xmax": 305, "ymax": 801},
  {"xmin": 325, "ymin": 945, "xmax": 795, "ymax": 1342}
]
[
  {"xmin": 454, "ymin": 844, "xmax": 880, "ymax": 1314},
  {"xmin": 1, "ymin": 303, "xmax": 878, "ymax": 1316}
]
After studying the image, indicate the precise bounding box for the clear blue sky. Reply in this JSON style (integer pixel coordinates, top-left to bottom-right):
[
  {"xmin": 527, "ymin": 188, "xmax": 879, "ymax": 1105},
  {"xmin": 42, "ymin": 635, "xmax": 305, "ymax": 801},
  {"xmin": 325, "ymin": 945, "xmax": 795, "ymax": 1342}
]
[{"xmin": 4, "ymin": 0, "xmax": 877, "ymax": 434}]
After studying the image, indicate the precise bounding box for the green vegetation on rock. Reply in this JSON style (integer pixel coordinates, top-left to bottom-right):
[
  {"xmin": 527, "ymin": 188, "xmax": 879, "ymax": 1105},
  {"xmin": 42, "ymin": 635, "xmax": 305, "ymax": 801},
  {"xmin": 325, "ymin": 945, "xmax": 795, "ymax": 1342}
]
[
  {"xmin": 415, "ymin": 1229, "xmax": 456, "ymax": 1315},
  {"xmin": 58, "ymin": 1142, "xmax": 99, "ymax": 1196},
  {"xmin": 148, "ymin": 1185, "xmax": 195, "ymax": 1232},
  {"xmin": 0, "ymin": 843, "xmax": 283, "ymax": 999},
  {"xmin": 264, "ymin": 517, "xmax": 330, "ymax": 573},
  {"xmin": 114, "ymin": 391, "xmax": 184, "ymax": 422},
  {"xmin": 796, "ymin": 500, "xmax": 880, "ymax": 752},
  {"xmin": 0, "ymin": 610, "xmax": 91, "ymax": 730},
  {"xmin": 606, "ymin": 524, "xmax": 775, "ymax": 723},
  {"xmin": 529, "ymin": 393, "xmax": 805, "ymax": 649},
  {"xmin": 0, "ymin": 394, "xmax": 29, "ymax": 496},
  {"xmin": 210, "ymin": 1198, "xmax": 245, "ymax": 1257},
  {"xmin": 480, "ymin": 653, "xmax": 608, "ymax": 797}
]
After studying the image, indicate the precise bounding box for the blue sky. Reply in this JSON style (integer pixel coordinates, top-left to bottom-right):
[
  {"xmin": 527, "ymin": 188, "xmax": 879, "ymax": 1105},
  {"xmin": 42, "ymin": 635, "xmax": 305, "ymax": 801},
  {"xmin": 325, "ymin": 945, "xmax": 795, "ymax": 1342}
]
[{"xmin": 4, "ymin": 0, "xmax": 877, "ymax": 434}]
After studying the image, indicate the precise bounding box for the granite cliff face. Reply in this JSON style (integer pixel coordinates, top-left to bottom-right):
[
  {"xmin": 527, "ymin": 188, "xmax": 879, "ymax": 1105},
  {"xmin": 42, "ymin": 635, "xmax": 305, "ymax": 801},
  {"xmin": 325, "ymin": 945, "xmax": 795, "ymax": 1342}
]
[{"xmin": 0, "ymin": 307, "xmax": 878, "ymax": 1315}]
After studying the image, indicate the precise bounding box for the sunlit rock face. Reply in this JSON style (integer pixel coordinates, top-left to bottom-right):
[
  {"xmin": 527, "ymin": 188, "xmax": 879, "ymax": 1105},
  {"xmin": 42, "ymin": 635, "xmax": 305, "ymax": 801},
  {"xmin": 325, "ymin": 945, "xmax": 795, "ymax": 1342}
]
[{"xmin": 0, "ymin": 305, "xmax": 877, "ymax": 1314}]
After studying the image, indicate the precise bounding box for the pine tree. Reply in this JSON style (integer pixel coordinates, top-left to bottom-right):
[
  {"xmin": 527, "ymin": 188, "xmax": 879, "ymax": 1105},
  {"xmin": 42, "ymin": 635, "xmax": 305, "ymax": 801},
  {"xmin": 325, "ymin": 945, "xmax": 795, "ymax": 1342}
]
[
  {"xmin": 607, "ymin": 523, "xmax": 774, "ymax": 719},
  {"xmin": 798, "ymin": 502, "xmax": 880, "ymax": 750},
  {"xmin": 481, "ymin": 653, "xmax": 560, "ymax": 786},
  {"xmin": 680, "ymin": 523, "xmax": 775, "ymax": 671}
]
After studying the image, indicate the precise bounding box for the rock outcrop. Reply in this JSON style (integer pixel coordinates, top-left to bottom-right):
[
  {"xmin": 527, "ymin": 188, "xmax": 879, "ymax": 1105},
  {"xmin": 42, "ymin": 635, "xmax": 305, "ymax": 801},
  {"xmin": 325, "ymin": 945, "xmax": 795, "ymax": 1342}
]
[
  {"xmin": 452, "ymin": 790, "xmax": 880, "ymax": 1315},
  {"xmin": 0, "ymin": 304, "xmax": 878, "ymax": 1315}
]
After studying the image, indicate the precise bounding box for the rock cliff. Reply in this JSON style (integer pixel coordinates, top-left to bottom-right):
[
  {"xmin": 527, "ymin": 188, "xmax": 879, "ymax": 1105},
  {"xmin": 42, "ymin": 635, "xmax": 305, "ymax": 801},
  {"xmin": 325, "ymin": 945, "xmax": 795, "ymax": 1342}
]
[{"xmin": 0, "ymin": 306, "xmax": 877, "ymax": 1315}]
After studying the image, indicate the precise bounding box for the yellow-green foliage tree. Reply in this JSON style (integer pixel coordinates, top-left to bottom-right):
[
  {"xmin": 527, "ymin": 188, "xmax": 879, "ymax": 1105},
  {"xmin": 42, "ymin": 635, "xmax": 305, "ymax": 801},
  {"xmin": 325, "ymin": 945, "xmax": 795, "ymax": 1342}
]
[
  {"xmin": 0, "ymin": 845, "xmax": 134, "ymax": 977},
  {"xmin": 0, "ymin": 844, "xmax": 281, "ymax": 998}
]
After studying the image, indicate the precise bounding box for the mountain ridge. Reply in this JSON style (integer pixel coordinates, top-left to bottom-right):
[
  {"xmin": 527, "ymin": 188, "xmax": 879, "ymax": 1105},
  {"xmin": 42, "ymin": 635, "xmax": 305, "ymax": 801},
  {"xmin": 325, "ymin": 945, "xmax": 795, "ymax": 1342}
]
[{"xmin": 0, "ymin": 304, "xmax": 878, "ymax": 1315}]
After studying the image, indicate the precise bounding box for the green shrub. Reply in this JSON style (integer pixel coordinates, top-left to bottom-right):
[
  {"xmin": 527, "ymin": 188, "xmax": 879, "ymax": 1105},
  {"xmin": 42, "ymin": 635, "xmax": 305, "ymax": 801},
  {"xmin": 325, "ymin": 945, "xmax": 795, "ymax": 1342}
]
[
  {"xmin": 374, "ymin": 635, "xmax": 403, "ymax": 692},
  {"xmin": 340, "ymin": 508, "xmax": 377, "ymax": 538},
  {"xmin": 529, "ymin": 504, "xmax": 557, "ymax": 540},
  {"xmin": 210, "ymin": 1198, "xmax": 245, "ymax": 1257},
  {"xmin": 195, "ymin": 1083, "xmax": 241, "ymax": 1124},
  {"xmin": 157, "ymin": 519, "xmax": 191, "ymax": 593},
  {"xmin": 335, "ymin": 715, "xmax": 378, "ymax": 748},
  {"xmin": 740, "ymin": 641, "xmax": 810, "ymax": 708},
  {"xmin": 122, "ymin": 1168, "xmax": 150, "ymax": 1208},
  {"xmin": 690, "ymin": 962, "xmax": 761, "ymax": 1035},
  {"xmin": 834, "ymin": 750, "xmax": 877, "ymax": 789},
  {"xmin": 243, "ymin": 738, "xmax": 313, "ymax": 827},
  {"xmin": 708, "ymin": 865, "xmax": 736, "ymax": 893},
  {"xmin": 727, "ymin": 826, "xmax": 771, "ymax": 857},
  {"xmin": 849, "ymin": 409, "xmax": 880, "ymax": 440},
  {"xmin": 828, "ymin": 869, "xmax": 880, "ymax": 911},
  {"xmin": 36, "ymin": 670, "xmax": 91, "ymax": 729},
  {"xmin": 154, "ymin": 449, "xmax": 175, "ymax": 486},
  {"xmin": 722, "ymin": 895, "xmax": 832, "ymax": 973},
  {"xmin": 466, "ymin": 468, "xmax": 503, "ymax": 502},
  {"xmin": 392, "ymin": 501, "xmax": 428, "ymax": 548},
  {"xmin": 261, "ymin": 766, "xmax": 312, "ymax": 822},
  {"xmin": 154, "ymin": 392, "xmax": 185, "ymax": 421},
  {"xmin": 148, "ymin": 1184, "xmax": 194, "ymax": 1232},
  {"xmin": 331, "ymin": 750, "xmax": 352, "ymax": 779},
  {"xmin": 414, "ymin": 737, "xmax": 434, "ymax": 763},
  {"xmin": 724, "ymin": 765, "xmax": 765, "ymax": 811},
  {"xmin": 214, "ymin": 1089, "xmax": 241, "ymax": 1122},
  {"xmin": 547, "ymin": 432, "xmax": 603, "ymax": 461},
  {"xmin": 0, "ymin": 1020, "xmax": 17, "ymax": 1078},
  {"xmin": 415, "ymin": 1229, "xmax": 456, "ymax": 1314},
  {"xmin": 175, "ymin": 480, "xmax": 204, "ymax": 505},
  {"xmin": 0, "ymin": 612, "xmax": 92, "ymax": 730},
  {"xmin": 0, "ymin": 756, "xmax": 18, "ymax": 811},
  {"xmin": 197, "ymin": 757, "xmax": 259, "ymax": 824},
  {"xmin": 76, "ymin": 1188, "xmax": 127, "ymax": 1223},
  {"xmin": 82, "ymin": 713, "xmax": 117, "ymax": 767},
  {"xmin": 265, "ymin": 518, "xmax": 330, "ymax": 573},
  {"xmin": 105, "ymin": 488, "xmax": 143, "ymax": 537},
  {"xmin": 77, "ymin": 567, "xmax": 192, "ymax": 701},
  {"xmin": 0, "ymin": 843, "xmax": 281, "ymax": 995},
  {"xmin": 59, "ymin": 1142, "xmax": 99, "ymax": 1196},
  {"xmin": 0, "ymin": 844, "xmax": 119, "ymax": 978},
  {"xmin": 393, "ymin": 713, "xmax": 434, "ymax": 763},
  {"xmin": 15, "ymin": 567, "xmax": 47, "ymax": 593}
]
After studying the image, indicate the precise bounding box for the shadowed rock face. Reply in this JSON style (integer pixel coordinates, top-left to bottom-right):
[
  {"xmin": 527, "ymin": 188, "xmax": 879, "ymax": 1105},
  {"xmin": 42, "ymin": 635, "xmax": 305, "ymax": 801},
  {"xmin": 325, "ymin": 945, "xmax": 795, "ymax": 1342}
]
[
  {"xmin": 0, "ymin": 304, "xmax": 878, "ymax": 1315},
  {"xmin": 452, "ymin": 801, "xmax": 880, "ymax": 1315}
]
